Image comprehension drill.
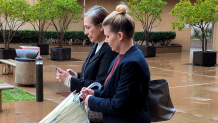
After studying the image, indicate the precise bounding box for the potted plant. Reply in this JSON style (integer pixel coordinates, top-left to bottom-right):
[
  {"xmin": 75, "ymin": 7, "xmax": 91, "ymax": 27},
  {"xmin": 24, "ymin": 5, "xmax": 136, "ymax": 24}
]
[
  {"xmin": 49, "ymin": 0, "xmax": 82, "ymax": 61},
  {"xmin": 170, "ymin": 0, "xmax": 218, "ymax": 66},
  {"xmin": 29, "ymin": 0, "xmax": 53, "ymax": 55},
  {"xmin": 125, "ymin": 0, "xmax": 167, "ymax": 57},
  {"xmin": 0, "ymin": 0, "xmax": 31, "ymax": 59}
]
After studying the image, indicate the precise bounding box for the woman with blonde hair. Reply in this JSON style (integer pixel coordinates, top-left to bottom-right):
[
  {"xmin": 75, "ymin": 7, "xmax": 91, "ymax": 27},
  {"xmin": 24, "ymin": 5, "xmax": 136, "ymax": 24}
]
[{"xmin": 80, "ymin": 4, "xmax": 151, "ymax": 123}]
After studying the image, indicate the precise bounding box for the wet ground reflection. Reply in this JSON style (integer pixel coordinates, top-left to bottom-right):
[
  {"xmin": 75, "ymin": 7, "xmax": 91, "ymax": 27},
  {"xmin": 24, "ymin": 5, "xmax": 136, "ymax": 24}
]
[{"xmin": 0, "ymin": 45, "xmax": 218, "ymax": 122}]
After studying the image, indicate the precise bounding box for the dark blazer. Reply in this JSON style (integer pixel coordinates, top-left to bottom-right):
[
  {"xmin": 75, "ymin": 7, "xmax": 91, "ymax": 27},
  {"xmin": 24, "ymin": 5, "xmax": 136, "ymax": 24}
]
[
  {"xmin": 88, "ymin": 45, "xmax": 151, "ymax": 123},
  {"xmin": 70, "ymin": 42, "xmax": 118, "ymax": 92}
]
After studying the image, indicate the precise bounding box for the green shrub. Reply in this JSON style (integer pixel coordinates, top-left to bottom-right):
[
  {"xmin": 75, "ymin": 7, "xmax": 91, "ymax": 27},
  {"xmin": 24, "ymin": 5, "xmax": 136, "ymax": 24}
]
[
  {"xmin": 133, "ymin": 31, "xmax": 176, "ymax": 46},
  {"xmin": 0, "ymin": 30, "xmax": 176, "ymax": 46}
]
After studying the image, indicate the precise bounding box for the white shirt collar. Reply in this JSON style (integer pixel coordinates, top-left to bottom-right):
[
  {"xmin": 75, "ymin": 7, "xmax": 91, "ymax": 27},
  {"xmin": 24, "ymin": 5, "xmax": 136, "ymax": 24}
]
[{"xmin": 95, "ymin": 41, "xmax": 105, "ymax": 54}]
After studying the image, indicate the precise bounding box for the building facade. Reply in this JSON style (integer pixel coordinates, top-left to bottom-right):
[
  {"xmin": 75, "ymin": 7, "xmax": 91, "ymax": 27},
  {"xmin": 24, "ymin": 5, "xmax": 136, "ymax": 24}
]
[{"xmin": 24, "ymin": 0, "xmax": 193, "ymax": 51}]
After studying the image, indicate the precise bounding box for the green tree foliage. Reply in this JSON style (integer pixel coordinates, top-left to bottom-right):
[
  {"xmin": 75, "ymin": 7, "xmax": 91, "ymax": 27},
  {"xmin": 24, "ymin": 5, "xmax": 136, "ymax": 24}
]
[
  {"xmin": 49, "ymin": 0, "xmax": 82, "ymax": 48},
  {"xmin": 29, "ymin": 0, "xmax": 53, "ymax": 44},
  {"xmin": 170, "ymin": 0, "xmax": 218, "ymax": 52},
  {"xmin": 125, "ymin": 0, "xmax": 167, "ymax": 46},
  {"xmin": 0, "ymin": 0, "xmax": 31, "ymax": 49}
]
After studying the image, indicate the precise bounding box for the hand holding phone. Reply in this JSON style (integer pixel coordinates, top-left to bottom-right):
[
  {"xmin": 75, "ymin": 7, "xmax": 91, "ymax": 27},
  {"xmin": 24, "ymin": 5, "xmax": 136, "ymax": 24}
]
[
  {"xmin": 55, "ymin": 67, "xmax": 69, "ymax": 83},
  {"xmin": 54, "ymin": 67, "xmax": 61, "ymax": 73}
]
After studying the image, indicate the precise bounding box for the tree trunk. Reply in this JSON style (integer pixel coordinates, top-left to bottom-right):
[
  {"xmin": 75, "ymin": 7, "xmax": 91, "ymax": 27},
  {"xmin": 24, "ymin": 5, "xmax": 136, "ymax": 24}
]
[
  {"xmin": 60, "ymin": 31, "xmax": 65, "ymax": 48},
  {"xmin": 58, "ymin": 39, "xmax": 62, "ymax": 48},
  {"xmin": 38, "ymin": 32, "xmax": 42, "ymax": 44},
  {"xmin": 2, "ymin": 32, "xmax": 7, "ymax": 49},
  {"xmin": 205, "ymin": 38, "xmax": 208, "ymax": 52},
  {"xmin": 38, "ymin": 26, "xmax": 44, "ymax": 44},
  {"xmin": 38, "ymin": 19, "xmax": 46, "ymax": 44},
  {"xmin": 201, "ymin": 39, "xmax": 204, "ymax": 52},
  {"xmin": 6, "ymin": 41, "xmax": 10, "ymax": 49},
  {"xmin": 145, "ymin": 30, "xmax": 149, "ymax": 46},
  {"xmin": 55, "ymin": 31, "xmax": 61, "ymax": 48}
]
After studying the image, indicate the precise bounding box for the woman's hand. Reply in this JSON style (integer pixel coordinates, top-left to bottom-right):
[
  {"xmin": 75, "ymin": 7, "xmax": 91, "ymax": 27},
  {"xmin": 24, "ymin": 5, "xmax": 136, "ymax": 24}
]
[
  {"xmin": 80, "ymin": 88, "xmax": 94, "ymax": 107},
  {"xmin": 66, "ymin": 69, "xmax": 77, "ymax": 78},
  {"xmin": 56, "ymin": 68, "xmax": 70, "ymax": 82},
  {"xmin": 84, "ymin": 95, "xmax": 92, "ymax": 107},
  {"xmin": 80, "ymin": 87, "xmax": 94, "ymax": 99}
]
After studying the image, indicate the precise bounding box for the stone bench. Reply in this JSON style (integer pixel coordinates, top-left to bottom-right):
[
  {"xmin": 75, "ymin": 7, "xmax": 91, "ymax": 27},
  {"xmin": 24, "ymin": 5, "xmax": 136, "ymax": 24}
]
[
  {"xmin": 0, "ymin": 84, "xmax": 14, "ymax": 111},
  {"xmin": 0, "ymin": 59, "xmax": 16, "ymax": 75}
]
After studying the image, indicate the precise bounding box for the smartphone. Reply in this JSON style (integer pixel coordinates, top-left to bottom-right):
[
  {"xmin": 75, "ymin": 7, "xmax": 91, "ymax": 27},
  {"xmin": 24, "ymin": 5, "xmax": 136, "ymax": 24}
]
[{"xmin": 54, "ymin": 67, "xmax": 61, "ymax": 73}]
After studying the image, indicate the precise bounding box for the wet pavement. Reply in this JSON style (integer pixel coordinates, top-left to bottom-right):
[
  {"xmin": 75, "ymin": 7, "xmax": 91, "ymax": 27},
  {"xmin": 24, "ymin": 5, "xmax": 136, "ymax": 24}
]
[{"xmin": 0, "ymin": 44, "xmax": 218, "ymax": 123}]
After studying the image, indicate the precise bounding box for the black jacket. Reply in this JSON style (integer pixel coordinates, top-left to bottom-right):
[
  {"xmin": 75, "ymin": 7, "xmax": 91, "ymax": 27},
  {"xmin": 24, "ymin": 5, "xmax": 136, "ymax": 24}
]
[{"xmin": 70, "ymin": 42, "xmax": 118, "ymax": 92}]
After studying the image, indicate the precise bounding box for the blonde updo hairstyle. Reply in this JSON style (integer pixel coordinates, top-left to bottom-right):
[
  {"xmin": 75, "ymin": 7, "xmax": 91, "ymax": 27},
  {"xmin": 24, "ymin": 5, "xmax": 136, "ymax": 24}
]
[{"xmin": 102, "ymin": 4, "xmax": 135, "ymax": 39}]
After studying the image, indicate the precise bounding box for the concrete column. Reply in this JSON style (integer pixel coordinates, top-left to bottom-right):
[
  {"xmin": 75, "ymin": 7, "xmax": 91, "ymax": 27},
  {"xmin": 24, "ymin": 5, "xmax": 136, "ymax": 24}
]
[{"xmin": 212, "ymin": 22, "xmax": 218, "ymax": 51}]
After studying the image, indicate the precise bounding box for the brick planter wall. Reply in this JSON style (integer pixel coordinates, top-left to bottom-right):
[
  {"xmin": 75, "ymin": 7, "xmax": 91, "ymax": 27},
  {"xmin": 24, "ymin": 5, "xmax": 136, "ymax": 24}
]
[{"xmin": 156, "ymin": 45, "xmax": 182, "ymax": 54}]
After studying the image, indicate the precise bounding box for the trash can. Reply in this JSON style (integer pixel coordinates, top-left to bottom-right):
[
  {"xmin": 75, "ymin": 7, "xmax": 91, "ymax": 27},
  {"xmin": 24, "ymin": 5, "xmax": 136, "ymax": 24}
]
[{"xmin": 15, "ymin": 49, "xmax": 39, "ymax": 85}]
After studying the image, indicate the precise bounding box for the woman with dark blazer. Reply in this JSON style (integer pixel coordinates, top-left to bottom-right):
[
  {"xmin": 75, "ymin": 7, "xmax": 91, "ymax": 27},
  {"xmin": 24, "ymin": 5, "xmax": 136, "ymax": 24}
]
[
  {"xmin": 80, "ymin": 4, "xmax": 151, "ymax": 123},
  {"xmin": 56, "ymin": 6, "xmax": 118, "ymax": 92}
]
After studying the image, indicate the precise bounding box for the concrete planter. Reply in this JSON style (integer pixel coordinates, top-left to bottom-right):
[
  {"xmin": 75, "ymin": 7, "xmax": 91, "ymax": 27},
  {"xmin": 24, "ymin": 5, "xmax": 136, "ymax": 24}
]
[
  {"xmin": 37, "ymin": 43, "xmax": 49, "ymax": 55},
  {"xmin": 0, "ymin": 48, "xmax": 17, "ymax": 60},
  {"xmin": 137, "ymin": 46, "xmax": 156, "ymax": 58},
  {"xmin": 156, "ymin": 44, "xmax": 182, "ymax": 54},
  {"xmin": 193, "ymin": 51, "xmax": 217, "ymax": 66},
  {"xmin": 50, "ymin": 47, "xmax": 71, "ymax": 61}
]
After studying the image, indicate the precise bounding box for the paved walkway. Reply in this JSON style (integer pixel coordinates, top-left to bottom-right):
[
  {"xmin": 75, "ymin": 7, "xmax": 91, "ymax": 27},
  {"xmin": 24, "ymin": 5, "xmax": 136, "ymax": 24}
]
[{"xmin": 0, "ymin": 45, "xmax": 218, "ymax": 123}]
